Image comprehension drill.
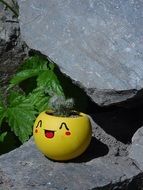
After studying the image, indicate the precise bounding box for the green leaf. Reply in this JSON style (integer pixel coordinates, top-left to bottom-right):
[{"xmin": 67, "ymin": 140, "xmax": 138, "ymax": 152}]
[
  {"xmin": 20, "ymin": 55, "xmax": 48, "ymax": 70},
  {"xmin": 0, "ymin": 109, "xmax": 6, "ymax": 127},
  {"xmin": 7, "ymin": 91, "xmax": 36, "ymax": 143},
  {"xmin": 0, "ymin": 132, "xmax": 7, "ymax": 142},
  {"xmin": 37, "ymin": 70, "xmax": 64, "ymax": 96},
  {"xmin": 28, "ymin": 87, "xmax": 50, "ymax": 112},
  {"xmin": 9, "ymin": 55, "xmax": 49, "ymax": 89},
  {"xmin": 9, "ymin": 69, "xmax": 41, "ymax": 88},
  {"xmin": 7, "ymin": 90, "xmax": 22, "ymax": 106},
  {"xmin": 0, "ymin": 90, "xmax": 6, "ymax": 127}
]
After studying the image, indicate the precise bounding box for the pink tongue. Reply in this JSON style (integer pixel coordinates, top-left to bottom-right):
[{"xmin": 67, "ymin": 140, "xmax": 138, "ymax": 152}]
[{"xmin": 45, "ymin": 130, "xmax": 54, "ymax": 138}]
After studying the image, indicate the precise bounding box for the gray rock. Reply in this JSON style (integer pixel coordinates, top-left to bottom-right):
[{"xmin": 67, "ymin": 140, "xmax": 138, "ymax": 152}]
[
  {"xmin": 0, "ymin": 2, "xmax": 27, "ymax": 87},
  {"xmin": 128, "ymin": 126, "xmax": 143, "ymax": 171},
  {"xmin": 18, "ymin": 0, "xmax": 143, "ymax": 105},
  {"xmin": 0, "ymin": 119, "xmax": 142, "ymax": 190}
]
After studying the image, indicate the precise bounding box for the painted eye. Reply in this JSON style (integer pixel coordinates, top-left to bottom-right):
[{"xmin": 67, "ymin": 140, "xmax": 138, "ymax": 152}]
[
  {"xmin": 35, "ymin": 120, "xmax": 42, "ymax": 133},
  {"xmin": 59, "ymin": 122, "xmax": 69, "ymax": 130},
  {"xmin": 36, "ymin": 120, "xmax": 42, "ymax": 128}
]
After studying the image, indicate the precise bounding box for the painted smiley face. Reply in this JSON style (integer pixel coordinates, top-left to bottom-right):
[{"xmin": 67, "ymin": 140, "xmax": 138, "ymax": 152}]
[
  {"xmin": 35, "ymin": 120, "xmax": 71, "ymax": 138},
  {"xmin": 33, "ymin": 111, "xmax": 92, "ymax": 161}
]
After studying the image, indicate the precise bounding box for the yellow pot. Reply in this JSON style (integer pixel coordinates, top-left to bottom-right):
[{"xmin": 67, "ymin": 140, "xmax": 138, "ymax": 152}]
[{"xmin": 33, "ymin": 111, "xmax": 92, "ymax": 161}]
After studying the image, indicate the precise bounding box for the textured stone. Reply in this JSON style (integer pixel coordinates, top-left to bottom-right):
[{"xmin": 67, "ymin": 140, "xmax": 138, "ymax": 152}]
[
  {"xmin": 0, "ymin": 119, "xmax": 142, "ymax": 190},
  {"xmin": 0, "ymin": 2, "xmax": 27, "ymax": 87},
  {"xmin": 18, "ymin": 0, "xmax": 143, "ymax": 105},
  {"xmin": 128, "ymin": 126, "xmax": 143, "ymax": 171}
]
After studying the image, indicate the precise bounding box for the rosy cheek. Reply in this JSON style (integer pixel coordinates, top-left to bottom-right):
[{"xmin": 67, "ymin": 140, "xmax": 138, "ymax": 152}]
[
  {"xmin": 65, "ymin": 131, "xmax": 71, "ymax": 136},
  {"xmin": 35, "ymin": 129, "xmax": 38, "ymax": 133}
]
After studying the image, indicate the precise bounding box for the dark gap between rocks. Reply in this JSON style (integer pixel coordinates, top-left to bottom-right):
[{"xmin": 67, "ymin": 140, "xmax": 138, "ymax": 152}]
[
  {"xmin": 127, "ymin": 173, "xmax": 143, "ymax": 190},
  {"xmin": 88, "ymin": 100, "xmax": 143, "ymax": 144}
]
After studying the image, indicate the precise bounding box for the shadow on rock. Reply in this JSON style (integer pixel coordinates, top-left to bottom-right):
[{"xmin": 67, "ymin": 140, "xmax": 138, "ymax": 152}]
[{"xmin": 69, "ymin": 137, "xmax": 109, "ymax": 163}]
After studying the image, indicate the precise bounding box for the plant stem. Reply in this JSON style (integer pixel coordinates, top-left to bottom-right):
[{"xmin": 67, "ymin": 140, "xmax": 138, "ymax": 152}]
[{"xmin": 0, "ymin": 0, "xmax": 19, "ymax": 17}]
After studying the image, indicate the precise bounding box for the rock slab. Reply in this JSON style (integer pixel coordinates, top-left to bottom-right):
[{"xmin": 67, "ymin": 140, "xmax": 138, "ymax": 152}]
[
  {"xmin": 129, "ymin": 126, "xmax": 143, "ymax": 171},
  {"xmin": 18, "ymin": 0, "xmax": 143, "ymax": 105},
  {"xmin": 0, "ymin": 2, "xmax": 27, "ymax": 87},
  {"xmin": 0, "ymin": 118, "xmax": 142, "ymax": 190}
]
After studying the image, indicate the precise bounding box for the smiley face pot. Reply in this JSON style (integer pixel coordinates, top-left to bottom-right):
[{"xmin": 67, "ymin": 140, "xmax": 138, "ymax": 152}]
[{"xmin": 33, "ymin": 111, "xmax": 92, "ymax": 161}]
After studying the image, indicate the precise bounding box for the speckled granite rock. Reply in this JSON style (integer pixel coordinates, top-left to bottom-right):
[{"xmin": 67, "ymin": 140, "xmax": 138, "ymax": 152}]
[
  {"xmin": 0, "ymin": 118, "xmax": 142, "ymax": 190},
  {"xmin": 18, "ymin": 0, "xmax": 143, "ymax": 105}
]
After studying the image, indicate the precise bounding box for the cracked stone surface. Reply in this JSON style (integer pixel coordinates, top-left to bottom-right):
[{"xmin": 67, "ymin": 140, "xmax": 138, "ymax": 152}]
[
  {"xmin": 0, "ymin": 118, "xmax": 142, "ymax": 190},
  {"xmin": 18, "ymin": 0, "xmax": 143, "ymax": 105}
]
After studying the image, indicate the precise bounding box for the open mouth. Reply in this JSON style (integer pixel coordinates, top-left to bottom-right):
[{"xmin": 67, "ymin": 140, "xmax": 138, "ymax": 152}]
[{"xmin": 45, "ymin": 130, "xmax": 55, "ymax": 139}]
